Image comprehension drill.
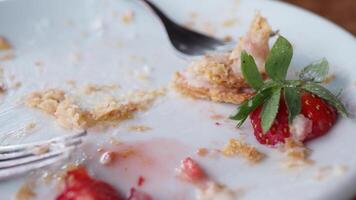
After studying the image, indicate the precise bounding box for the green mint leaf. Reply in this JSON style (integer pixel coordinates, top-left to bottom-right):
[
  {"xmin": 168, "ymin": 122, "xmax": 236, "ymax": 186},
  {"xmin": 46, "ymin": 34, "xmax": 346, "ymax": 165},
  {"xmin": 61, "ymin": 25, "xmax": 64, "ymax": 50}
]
[
  {"xmin": 301, "ymin": 83, "xmax": 348, "ymax": 117},
  {"xmin": 230, "ymin": 89, "xmax": 272, "ymax": 127},
  {"xmin": 265, "ymin": 36, "xmax": 293, "ymax": 81},
  {"xmin": 261, "ymin": 88, "xmax": 281, "ymax": 133},
  {"xmin": 299, "ymin": 58, "xmax": 329, "ymax": 82},
  {"xmin": 241, "ymin": 51, "xmax": 264, "ymax": 90},
  {"xmin": 284, "ymin": 87, "xmax": 301, "ymax": 123}
]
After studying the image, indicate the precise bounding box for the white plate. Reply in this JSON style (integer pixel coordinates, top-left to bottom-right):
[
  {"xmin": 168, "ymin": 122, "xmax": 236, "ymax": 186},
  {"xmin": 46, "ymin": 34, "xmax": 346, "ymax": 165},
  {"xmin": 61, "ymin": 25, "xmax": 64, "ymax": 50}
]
[{"xmin": 0, "ymin": 0, "xmax": 356, "ymax": 199}]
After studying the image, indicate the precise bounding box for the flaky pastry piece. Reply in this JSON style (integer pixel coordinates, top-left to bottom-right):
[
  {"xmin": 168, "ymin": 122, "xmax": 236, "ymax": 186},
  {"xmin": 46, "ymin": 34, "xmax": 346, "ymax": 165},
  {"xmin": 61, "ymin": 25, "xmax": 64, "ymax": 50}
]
[{"xmin": 172, "ymin": 13, "xmax": 272, "ymax": 104}]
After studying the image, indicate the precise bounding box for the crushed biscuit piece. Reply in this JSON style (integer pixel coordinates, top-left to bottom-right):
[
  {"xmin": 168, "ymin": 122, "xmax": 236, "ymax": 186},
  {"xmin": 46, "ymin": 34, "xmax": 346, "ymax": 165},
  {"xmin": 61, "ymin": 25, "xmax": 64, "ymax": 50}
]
[
  {"xmin": 210, "ymin": 114, "xmax": 224, "ymax": 120},
  {"xmin": 121, "ymin": 10, "xmax": 134, "ymax": 24},
  {"xmin": 25, "ymin": 89, "xmax": 66, "ymax": 114},
  {"xmin": 323, "ymin": 74, "xmax": 336, "ymax": 84},
  {"xmin": 0, "ymin": 51, "xmax": 15, "ymax": 61},
  {"xmin": 196, "ymin": 181, "xmax": 240, "ymax": 200},
  {"xmin": 223, "ymin": 35, "xmax": 233, "ymax": 42},
  {"xmin": 128, "ymin": 125, "xmax": 152, "ymax": 132},
  {"xmin": 31, "ymin": 145, "xmax": 50, "ymax": 155},
  {"xmin": 118, "ymin": 148, "xmax": 136, "ymax": 158},
  {"xmin": 25, "ymin": 122, "xmax": 36, "ymax": 132},
  {"xmin": 0, "ymin": 66, "xmax": 5, "ymax": 92},
  {"xmin": 314, "ymin": 164, "xmax": 348, "ymax": 181},
  {"xmin": 280, "ymin": 138, "xmax": 314, "ymax": 169},
  {"xmin": 0, "ymin": 36, "xmax": 11, "ymax": 50},
  {"xmin": 66, "ymin": 80, "xmax": 77, "ymax": 87},
  {"xmin": 196, "ymin": 148, "xmax": 209, "ymax": 157},
  {"xmin": 222, "ymin": 138, "xmax": 264, "ymax": 163},
  {"xmin": 83, "ymin": 84, "xmax": 119, "ymax": 95},
  {"xmin": 15, "ymin": 181, "xmax": 36, "ymax": 200},
  {"xmin": 25, "ymin": 88, "xmax": 165, "ymax": 130},
  {"xmin": 222, "ymin": 18, "xmax": 237, "ymax": 28}
]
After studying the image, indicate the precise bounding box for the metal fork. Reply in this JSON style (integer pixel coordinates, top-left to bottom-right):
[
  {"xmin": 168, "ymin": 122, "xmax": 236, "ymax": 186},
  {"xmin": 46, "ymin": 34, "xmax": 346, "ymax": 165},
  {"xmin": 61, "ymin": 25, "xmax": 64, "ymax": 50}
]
[
  {"xmin": 138, "ymin": 0, "xmax": 233, "ymax": 56},
  {"xmin": 0, "ymin": 131, "xmax": 86, "ymax": 180}
]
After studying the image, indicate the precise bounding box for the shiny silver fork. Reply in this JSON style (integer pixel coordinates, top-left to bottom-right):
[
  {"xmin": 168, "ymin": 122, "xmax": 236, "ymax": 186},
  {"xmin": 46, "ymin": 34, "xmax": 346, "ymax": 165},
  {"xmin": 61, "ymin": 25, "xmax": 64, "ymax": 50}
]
[
  {"xmin": 0, "ymin": 131, "xmax": 86, "ymax": 180},
  {"xmin": 138, "ymin": 0, "xmax": 234, "ymax": 56}
]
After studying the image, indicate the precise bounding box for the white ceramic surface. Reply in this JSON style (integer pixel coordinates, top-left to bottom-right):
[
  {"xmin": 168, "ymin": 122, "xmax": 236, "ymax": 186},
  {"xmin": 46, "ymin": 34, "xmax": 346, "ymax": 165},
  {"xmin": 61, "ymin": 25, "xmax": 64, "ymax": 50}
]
[{"xmin": 0, "ymin": 0, "xmax": 356, "ymax": 199}]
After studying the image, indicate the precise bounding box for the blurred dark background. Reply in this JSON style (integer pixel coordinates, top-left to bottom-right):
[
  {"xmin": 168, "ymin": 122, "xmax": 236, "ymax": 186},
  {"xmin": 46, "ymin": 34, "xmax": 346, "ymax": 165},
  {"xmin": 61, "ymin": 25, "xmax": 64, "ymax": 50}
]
[{"xmin": 283, "ymin": 0, "xmax": 356, "ymax": 35}]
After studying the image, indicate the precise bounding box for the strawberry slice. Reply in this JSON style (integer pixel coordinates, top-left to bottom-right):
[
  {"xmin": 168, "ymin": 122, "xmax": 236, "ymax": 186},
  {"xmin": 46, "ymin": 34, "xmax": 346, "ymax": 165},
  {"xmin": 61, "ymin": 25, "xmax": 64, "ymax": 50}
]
[
  {"xmin": 250, "ymin": 92, "xmax": 338, "ymax": 145},
  {"xmin": 56, "ymin": 167, "xmax": 123, "ymax": 200},
  {"xmin": 178, "ymin": 157, "xmax": 206, "ymax": 183}
]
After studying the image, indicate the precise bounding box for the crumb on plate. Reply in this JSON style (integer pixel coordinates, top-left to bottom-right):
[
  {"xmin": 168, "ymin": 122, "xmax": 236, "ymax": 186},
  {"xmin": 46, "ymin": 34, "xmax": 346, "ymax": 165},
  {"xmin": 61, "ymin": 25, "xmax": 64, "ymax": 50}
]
[
  {"xmin": 128, "ymin": 125, "xmax": 152, "ymax": 132},
  {"xmin": 210, "ymin": 114, "xmax": 225, "ymax": 120},
  {"xmin": 314, "ymin": 164, "xmax": 348, "ymax": 181},
  {"xmin": 222, "ymin": 18, "xmax": 237, "ymax": 28},
  {"xmin": 15, "ymin": 181, "xmax": 36, "ymax": 200},
  {"xmin": 0, "ymin": 36, "xmax": 11, "ymax": 50},
  {"xmin": 0, "ymin": 51, "xmax": 15, "ymax": 61},
  {"xmin": 322, "ymin": 74, "xmax": 336, "ymax": 84},
  {"xmin": 121, "ymin": 10, "xmax": 134, "ymax": 24},
  {"xmin": 280, "ymin": 138, "xmax": 314, "ymax": 169},
  {"xmin": 196, "ymin": 181, "xmax": 241, "ymax": 200},
  {"xmin": 83, "ymin": 83, "xmax": 119, "ymax": 95},
  {"xmin": 25, "ymin": 88, "xmax": 165, "ymax": 130},
  {"xmin": 222, "ymin": 138, "xmax": 265, "ymax": 163},
  {"xmin": 196, "ymin": 148, "xmax": 209, "ymax": 157}
]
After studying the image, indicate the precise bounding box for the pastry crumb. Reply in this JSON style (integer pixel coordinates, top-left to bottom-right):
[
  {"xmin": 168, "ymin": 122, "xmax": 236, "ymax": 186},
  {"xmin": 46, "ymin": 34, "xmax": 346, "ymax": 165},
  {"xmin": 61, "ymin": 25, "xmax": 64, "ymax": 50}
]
[
  {"xmin": 210, "ymin": 114, "xmax": 224, "ymax": 120},
  {"xmin": 0, "ymin": 36, "xmax": 11, "ymax": 50},
  {"xmin": 121, "ymin": 10, "xmax": 134, "ymax": 24},
  {"xmin": 31, "ymin": 145, "xmax": 50, "ymax": 155},
  {"xmin": 222, "ymin": 138, "xmax": 264, "ymax": 163},
  {"xmin": 128, "ymin": 125, "xmax": 152, "ymax": 132},
  {"xmin": 25, "ymin": 88, "xmax": 165, "ymax": 130},
  {"xmin": 83, "ymin": 84, "xmax": 119, "ymax": 95},
  {"xmin": 280, "ymin": 138, "xmax": 314, "ymax": 169},
  {"xmin": 196, "ymin": 148, "xmax": 209, "ymax": 157},
  {"xmin": 322, "ymin": 74, "xmax": 336, "ymax": 84},
  {"xmin": 314, "ymin": 164, "xmax": 348, "ymax": 181},
  {"xmin": 25, "ymin": 122, "xmax": 37, "ymax": 132},
  {"xmin": 66, "ymin": 80, "xmax": 77, "ymax": 87},
  {"xmin": 196, "ymin": 181, "xmax": 241, "ymax": 200},
  {"xmin": 0, "ymin": 51, "xmax": 15, "ymax": 61},
  {"xmin": 222, "ymin": 18, "xmax": 237, "ymax": 28},
  {"xmin": 15, "ymin": 181, "xmax": 36, "ymax": 200},
  {"xmin": 223, "ymin": 35, "xmax": 233, "ymax": 42}
]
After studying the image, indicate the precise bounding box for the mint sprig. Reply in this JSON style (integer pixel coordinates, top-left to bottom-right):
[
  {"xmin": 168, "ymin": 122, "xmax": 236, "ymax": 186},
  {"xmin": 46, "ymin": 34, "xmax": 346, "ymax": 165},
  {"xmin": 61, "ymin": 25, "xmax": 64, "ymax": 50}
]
[
  {"xmin": 265, "ymin": 36, "xmax": 293, "ymax": 82},
  {"xmin": 230, "ymin": 35, "xmax": 348, "ymax": 133},
  {"xmin": 261, "ymin": 88, "xmax": 281, "ymax": 133},
  {"xmin": 299, "ymin": 58, "xmax": 329, "ymax": 83},
  {"xmin": 241, "ymin": 51, "xmax": 264, "ymax": 90},
  {"xmin": 284, "ymin": 87, "xmax": 301, "ymax": 123}
]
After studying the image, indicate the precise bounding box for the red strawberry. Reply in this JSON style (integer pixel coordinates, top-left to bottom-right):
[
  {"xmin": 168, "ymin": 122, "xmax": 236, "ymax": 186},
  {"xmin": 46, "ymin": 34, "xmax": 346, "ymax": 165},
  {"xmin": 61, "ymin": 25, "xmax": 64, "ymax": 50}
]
[
  {"xmin": 56, "ymin": 167, "xmax": 123, "ymax": 200},
  {"xmin": 178, "ymin": 157, "xmax": 206, "ymax": 183},
  {"xmin": 300, "ymin": 92, "xmax": 337, "ymax": 140},
  {"xmin": 231, "ymin": 36, "xmax": 347, "ymax": 147},
  {"xmin": 250, "ymin": 92, "xmax": 338, "ymax": 145}
]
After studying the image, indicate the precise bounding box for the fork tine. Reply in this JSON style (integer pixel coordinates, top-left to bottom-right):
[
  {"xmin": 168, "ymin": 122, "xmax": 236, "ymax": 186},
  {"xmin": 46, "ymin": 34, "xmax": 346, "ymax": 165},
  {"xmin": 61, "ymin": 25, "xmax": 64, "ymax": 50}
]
[
  {"xmin": 0, "ymin": 153, "xmax": 68, "ymax": 180},
  {"xmin": 0, "ymin": 131, "xmax": 86, "ymax": 153},
  {"xmin": 0, "ymin": 137, "xmax": 83, "ymax": 161},
  {"xmin": 0, "ymin": 146, "xmax": 77, "ymax": 169}
]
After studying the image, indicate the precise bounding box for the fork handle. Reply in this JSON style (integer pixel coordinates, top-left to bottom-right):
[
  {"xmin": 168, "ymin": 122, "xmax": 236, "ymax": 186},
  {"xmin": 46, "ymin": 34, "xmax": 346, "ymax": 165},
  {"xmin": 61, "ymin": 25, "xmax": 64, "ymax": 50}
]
[{"xmin": 138, "ymin": 0, "xmax": 177, "ymax": 27}]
